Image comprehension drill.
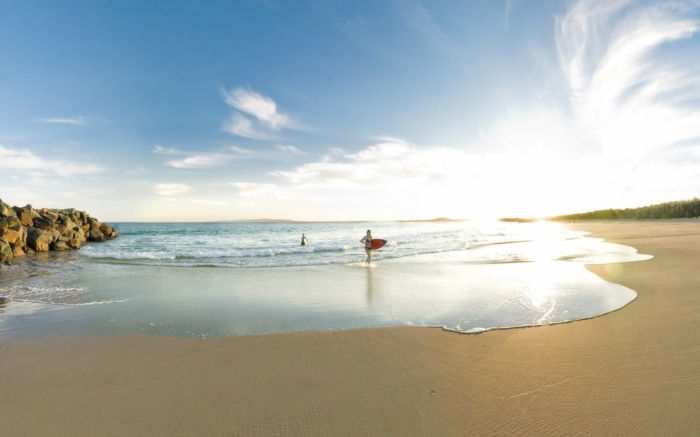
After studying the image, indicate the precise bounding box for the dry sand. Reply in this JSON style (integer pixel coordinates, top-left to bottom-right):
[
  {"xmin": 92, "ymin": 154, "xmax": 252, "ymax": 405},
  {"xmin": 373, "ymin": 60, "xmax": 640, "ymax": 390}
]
[{"xmin": 1, "ymin": 221, "xmax": 699, "ymax": 436}]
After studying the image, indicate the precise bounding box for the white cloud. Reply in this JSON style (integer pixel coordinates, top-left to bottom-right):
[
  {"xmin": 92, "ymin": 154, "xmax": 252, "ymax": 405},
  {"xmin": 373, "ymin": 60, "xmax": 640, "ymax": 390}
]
[
  {"xmin": 271, "ymin": 140, "xmax": 460, "ymax": 187},
  {"xmin": 222, "ymin": 88, "xmax": 290, "ymax": 129},
  {"xmin": 275, "ymin": 145, "xmax": 303, "ymax": 154},
  {"xmin": 167, "ymin": 153, "xmax": 232, "ymax": 169},
  {"xmin": 37, "ymin": 116, "xmax": 86, "ymax": 125},
  {"xmin": 221, "ymin": 87, "xmax": 306, "ymax": 139},
  {"xmin": 0, "ymin": 144, "xmax": 103, "ymax": 176},
  {"xmin": 153, "ymin": 145, "xmax": 251, "ymax": 168},
  {"xmin": 153, "ymin": 145, "xmax": 185, "ymax": 155},
  {"xmin": 154, "ymin": 183, "xmax": 192, "ymax": 196},
  {"xmin": 221, "ymin": 113, "xmax": 273, "ymax": 140},
  {"xmin": 555, "ymin": 0, "xmax": 700, "ymax": 165}
]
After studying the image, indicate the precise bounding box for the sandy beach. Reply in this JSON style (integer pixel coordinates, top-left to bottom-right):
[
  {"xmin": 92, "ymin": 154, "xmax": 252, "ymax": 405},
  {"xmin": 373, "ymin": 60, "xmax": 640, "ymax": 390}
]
[{"xmin": 1, "ymin": 221, "xmax": 699, "ymax": 436}]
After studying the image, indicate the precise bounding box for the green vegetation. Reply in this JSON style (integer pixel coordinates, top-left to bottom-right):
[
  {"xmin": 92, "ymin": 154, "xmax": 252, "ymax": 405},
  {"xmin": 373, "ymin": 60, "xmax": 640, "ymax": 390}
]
[
  {"xmin": 499, "ymin": 198, "xmax": 700, "ymax": 222},
  {"xmin": 550, "ymin": 198, "xmax": 700, "ymax": 221}
]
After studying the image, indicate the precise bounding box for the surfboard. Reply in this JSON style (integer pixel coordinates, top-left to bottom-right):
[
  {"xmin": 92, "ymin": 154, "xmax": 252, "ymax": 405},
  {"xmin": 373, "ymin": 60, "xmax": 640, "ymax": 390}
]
[{"xmin": 370, "ymin": 239, "xmax": 387, "ymax": 250}]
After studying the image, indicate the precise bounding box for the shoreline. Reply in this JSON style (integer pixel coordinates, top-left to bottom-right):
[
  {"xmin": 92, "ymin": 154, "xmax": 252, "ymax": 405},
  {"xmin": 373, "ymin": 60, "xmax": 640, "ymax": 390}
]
[{"xmin": 1, "ymin": 221, "xmax": 699, "ymax": 436}]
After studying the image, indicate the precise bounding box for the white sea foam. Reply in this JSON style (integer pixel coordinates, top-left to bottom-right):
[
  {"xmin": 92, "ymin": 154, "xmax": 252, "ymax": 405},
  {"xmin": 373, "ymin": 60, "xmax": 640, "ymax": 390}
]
[{"xmin": 74, "ymin": 221, "xmax": 646, "ymax": 268}]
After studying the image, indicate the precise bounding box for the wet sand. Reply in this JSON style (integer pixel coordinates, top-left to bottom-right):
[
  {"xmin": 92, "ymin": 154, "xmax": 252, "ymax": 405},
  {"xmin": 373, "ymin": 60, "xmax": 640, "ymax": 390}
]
[{"xmin": 1, "ymin": 221, "xmax": 699, "ymax": 436}]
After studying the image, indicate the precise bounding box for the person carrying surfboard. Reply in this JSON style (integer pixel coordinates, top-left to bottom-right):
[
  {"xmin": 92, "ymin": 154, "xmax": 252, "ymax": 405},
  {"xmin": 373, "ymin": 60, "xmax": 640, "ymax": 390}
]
[
  {"xmin": 301, "ymin": 233, "xmax": 309, "ymax": 246},
  {"xmin": 360, "ymin": 230, "xmax": 373, "ymax": 265}
]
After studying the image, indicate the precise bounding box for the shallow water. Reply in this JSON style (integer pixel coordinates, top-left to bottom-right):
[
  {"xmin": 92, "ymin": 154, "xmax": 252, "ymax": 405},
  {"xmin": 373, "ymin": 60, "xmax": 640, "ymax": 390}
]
[{"xmin": 0, "ymin": 221, "xmax": 651, "ymax": 339}]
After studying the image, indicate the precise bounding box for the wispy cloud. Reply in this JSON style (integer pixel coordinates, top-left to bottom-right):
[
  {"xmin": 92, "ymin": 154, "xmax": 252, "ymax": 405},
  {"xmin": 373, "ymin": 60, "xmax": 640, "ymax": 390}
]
[
  {"xmin": 221, "ymin": 87, "xmax": 305, "ymax": 139},
  {"xmin": 223, "ymin": 88, "xmax": 290, "ymax": 129},
  {"xmin": 221, "ymin": 113, "xmax": 273, "ymax": 140},
  {"xmin": 270, "ymin": 139, "xmax": 454, "ymax": 187},
  {"xmin": 167, "ymin": 154, "xmax": 234, "ymax": 168},
  {"xmin": 275, "ymin": 145, "xmax": 303, "ymax": 154},
  {"xmin": 0, "ymin": 144, "xmax": 103, "ymax": 176},
  {"xmin": 462, "ymin": 0, "xmax": 700, "ymax": 214},
  {"xmin": 153, "ymin": 145, "xmax": 251, "ymax": 169},
  {"xmin": 154, "ymin": 183, "xmax": 192, "ymax": 196},
  {"xmin": 549, "ymin": 0, "xmax": 700, "ymax": 180},
  {"xmin": 37, "ymin": 116, "xmax": 86, "ymax": 125},
  {"xmin": 503, "ymin": 0, "xmax": 518, "ymax": 30},
  {"xmin": 153, "ymin": 145, "xmax": 185, "ymax": 155}
]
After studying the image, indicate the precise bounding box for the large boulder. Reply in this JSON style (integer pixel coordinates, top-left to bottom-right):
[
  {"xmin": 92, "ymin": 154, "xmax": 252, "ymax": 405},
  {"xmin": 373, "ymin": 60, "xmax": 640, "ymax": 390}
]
[
  {"xmin": 88, "ymin": 230, "xmax": 106, "ymax": 242},
  {"xmin": 0, "ymin": 237, "xmax": 12, "ymax": 263},
  {"xmin": 89, "ymin": 218, "xmax": 101, "ymax": 233},
  {"xmin": 13, "ymin": 205, "xmax": 39, "ymax": 227},
  {"xmin": 0, "ymin": 199, "xmax": 15, "ymax": 218},
  {"xmin": 52, "ymin": 240, "xmax": 71, "ymax": 251},
  {"xmin": 32, "ymin": 216, "xmax": 53, "ymax": 230},
  {"xmin": 12, "ymin": 245, "xmax": 25, "ymax": 257},
  {"xmin": 67, "ymin": 232, "xmax": 83, "ymax": 249},
  {"xmin": 49, "ymin": 229, "xmax": 61, "ymax": 243},
  {"xmin": 26, "ymin": 227, "xmax": 53, "ymax": 252},
  {"xmin": 0, "ymin": 227, "xmax": 21, "ymax": 245},
  {"xmin": 99, "ymin": 223, "xmax": 118, "ymax": 239},
  {"xmin": 0, "ymin": 215, "xmax": 22, "ymax": 232},
  {"xmin": 39, "ymin": 209, "xmax": 59, "ymax": 224}
]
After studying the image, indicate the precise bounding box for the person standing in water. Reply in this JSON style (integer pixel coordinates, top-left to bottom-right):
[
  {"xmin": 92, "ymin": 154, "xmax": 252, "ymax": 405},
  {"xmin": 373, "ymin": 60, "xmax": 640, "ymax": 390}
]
[
  {"xmin": 301, "ymin": 233, "xmax": 309, "ymax": 246},
  {"xmin": 360, "ymin": 229, "xmax": 373, "ymax": 265}
]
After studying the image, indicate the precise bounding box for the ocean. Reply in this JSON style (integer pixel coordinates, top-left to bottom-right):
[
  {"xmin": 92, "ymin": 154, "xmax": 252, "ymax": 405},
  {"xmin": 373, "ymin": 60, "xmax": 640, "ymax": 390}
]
[{"xmin": 0, "ymin": 220, "xmax": 651, "ymax": 339}]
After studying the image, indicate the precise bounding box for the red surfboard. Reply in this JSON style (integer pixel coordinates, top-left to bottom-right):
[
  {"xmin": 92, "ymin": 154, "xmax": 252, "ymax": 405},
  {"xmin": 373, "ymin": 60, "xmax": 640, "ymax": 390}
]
[{"xmin": 370, "ymin": 239, "xmax": 387, "ymax": 250}]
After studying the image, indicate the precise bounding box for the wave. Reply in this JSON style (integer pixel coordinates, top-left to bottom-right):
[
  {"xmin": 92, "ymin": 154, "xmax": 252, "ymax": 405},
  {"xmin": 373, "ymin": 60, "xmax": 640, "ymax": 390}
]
[
  {"xmin": 80, "ymin": 245, "xmax": 353, "ymax": 261},
  {"xmin": 1, "ymin": 296, "xmax": 130, "ymax": 306},
  {"xmin": 72, "ymin": 223, "xmax": 600, "ymax": 269},
  {"xmin": 0, "ymin": 285, "xmax": 129, "ymax": 306}
]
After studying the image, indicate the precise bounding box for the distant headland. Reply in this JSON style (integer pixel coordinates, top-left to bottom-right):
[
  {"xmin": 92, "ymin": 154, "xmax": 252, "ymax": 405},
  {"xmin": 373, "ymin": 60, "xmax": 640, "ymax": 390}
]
[{"xmin": 0, "ymin": 199, "xmax": 117, "ymax": 264}]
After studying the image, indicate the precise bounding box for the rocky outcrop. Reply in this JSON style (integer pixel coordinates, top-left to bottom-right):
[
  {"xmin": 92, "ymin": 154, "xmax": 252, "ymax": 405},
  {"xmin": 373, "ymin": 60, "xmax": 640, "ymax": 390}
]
[{"xmin": 0, "ymin": 199, "xmax": 117, "ymax": 264}]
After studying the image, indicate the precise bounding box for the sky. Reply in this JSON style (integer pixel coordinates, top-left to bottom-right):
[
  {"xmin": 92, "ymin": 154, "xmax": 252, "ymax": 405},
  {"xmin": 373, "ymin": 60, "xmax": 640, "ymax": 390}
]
[{"xmin": 1, "ymin": 0, "xmax": 699, "ymax": 221}]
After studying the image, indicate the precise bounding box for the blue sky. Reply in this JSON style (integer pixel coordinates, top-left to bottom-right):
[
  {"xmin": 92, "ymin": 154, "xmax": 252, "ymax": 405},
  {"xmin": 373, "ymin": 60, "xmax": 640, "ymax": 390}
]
[{"xmin": 1, "ymin": 0, "xmax": 699, "ymax": 221}]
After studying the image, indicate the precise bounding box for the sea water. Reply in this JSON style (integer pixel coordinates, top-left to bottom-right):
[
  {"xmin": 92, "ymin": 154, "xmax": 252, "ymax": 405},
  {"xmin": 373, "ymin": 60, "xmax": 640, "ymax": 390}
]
[{"xmin": 0, "ymin": 221, "xmax": 651, "ymax": 339}]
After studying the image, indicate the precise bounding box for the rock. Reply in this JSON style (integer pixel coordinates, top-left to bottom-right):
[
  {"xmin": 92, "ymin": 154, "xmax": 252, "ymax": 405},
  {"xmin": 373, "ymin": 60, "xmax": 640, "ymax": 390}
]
[
  {"xmin": 75, "ymin": 228, "xmax": 87, "ymax": 243},
  {"xmin": 14, "ymin": 206, "xmax": 39, "ymax": 227},
  {"xmin": 88, "ymin": 230, "xmax": 106, "ymax": 242},
  {"xmin": 0, "ymin": 237, "xmax": 13, "ymax": 263},
  {"xmin": 33, "ymin": 216, "xmax": 53, "ymax": 230},
  {"xmin": 99, "ymin": 223, "xmax": 118, "ymax": 239},
  {"xmin": 0, "ymin": 227, "xmax": 21, "ymax": 245},
  {"xmin": 12, "ymin": 245, "xmax": 25, "ymax": 257},
  {"xmin": 0, "ymin": 200, "xmax": 15, "ymax": 218},
  {"xmin": 52, "ymin": 240, "xmax": 71, "ymax": 251},
  {"xmin": 89, "ymin": 218, "xmax": 101, "ymax": 233},
  {"xmin": 17, "ymin": 225, "xmax": 27, "ymax": 247},
  {"xmin": 0, "ymin": 216, "xmax": 22, "ymax": 232},
  {"xmin": 49, "ymin": 229, "xmax": 61, "ymax": 243},
  {"xmin": 39, "ymin": 209, "xmax": 59, "ymax": 223},
  {"xmin": 26, "ymin": 227, "xmax": 53, "ymax": 252},
  {"xmin": 67, "ymin": 235, "xmax": 82, "ymax": 249},
  {"xmin": 0, "ymin": 201, "xmax": 117, "ymax": 263}
]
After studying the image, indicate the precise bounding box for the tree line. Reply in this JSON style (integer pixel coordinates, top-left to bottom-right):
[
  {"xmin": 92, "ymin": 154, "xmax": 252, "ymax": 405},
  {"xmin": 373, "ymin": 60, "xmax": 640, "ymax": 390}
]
[
  {"xmin": 500, "ymin": 198, "xmax": 700, "ymax": 222},
  {"xmin": 549, "ymin": 198, "xmax": 700, "ymax": 221}
]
